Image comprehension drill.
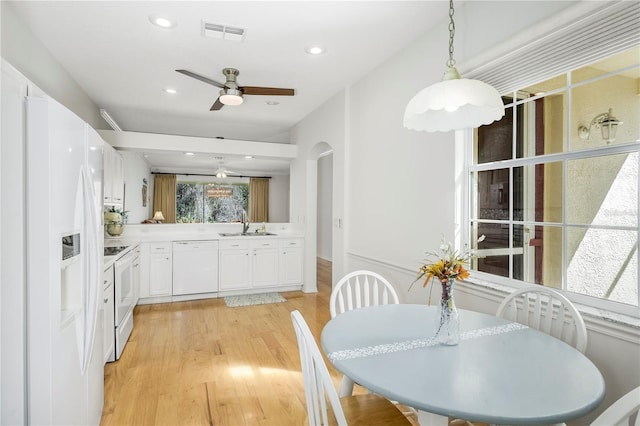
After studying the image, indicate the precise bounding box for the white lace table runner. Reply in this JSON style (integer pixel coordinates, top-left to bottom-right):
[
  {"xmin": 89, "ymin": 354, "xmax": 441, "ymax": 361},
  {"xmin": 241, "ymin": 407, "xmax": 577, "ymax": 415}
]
[{"xmin": 327, "ymin": 323, "xmax": 528, "ymax": 362}]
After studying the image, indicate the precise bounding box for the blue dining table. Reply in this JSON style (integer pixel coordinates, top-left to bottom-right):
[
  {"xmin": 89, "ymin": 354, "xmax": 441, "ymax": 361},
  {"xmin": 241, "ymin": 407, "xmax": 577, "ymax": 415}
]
[{"xmin": 321, "ymin": 304, "xmax": 605, "ymax": 425}]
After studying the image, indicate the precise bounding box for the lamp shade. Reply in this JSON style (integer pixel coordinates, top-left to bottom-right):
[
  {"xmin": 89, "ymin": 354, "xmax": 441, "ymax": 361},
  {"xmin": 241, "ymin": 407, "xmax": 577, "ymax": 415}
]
[
  {"xmin": 152, "ymin": 211, "xmax": 165, "ymax": 221},
  {"xmin": 404, "ymin": 78, "xmax": 505, "ymax": 132}
]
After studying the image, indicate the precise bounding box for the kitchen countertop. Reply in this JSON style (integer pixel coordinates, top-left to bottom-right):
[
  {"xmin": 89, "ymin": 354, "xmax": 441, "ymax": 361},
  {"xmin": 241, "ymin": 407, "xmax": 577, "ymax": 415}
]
[{"xmin": 103, "ymin": 231, "xmax": 304, "ymax": 270}]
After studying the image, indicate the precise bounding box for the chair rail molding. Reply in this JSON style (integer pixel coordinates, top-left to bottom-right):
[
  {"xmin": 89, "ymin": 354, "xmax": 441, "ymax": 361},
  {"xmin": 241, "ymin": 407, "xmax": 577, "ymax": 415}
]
[{"xmin": 347, "ymin": 251, "xmax": 640, "ymax": 345}]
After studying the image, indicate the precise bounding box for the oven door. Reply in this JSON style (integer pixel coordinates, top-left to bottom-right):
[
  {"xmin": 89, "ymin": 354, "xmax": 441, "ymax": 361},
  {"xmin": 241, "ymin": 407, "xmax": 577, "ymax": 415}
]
[{"xmin": 114, "ymin": 250, "xmax": 135, "ymax": 327}]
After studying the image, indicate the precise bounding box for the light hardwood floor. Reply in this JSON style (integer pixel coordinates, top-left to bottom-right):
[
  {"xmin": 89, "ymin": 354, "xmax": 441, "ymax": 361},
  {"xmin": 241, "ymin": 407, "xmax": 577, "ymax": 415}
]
[{"xmin": 102, "ymin": 258, "xmax": 350, "ymax": 425}]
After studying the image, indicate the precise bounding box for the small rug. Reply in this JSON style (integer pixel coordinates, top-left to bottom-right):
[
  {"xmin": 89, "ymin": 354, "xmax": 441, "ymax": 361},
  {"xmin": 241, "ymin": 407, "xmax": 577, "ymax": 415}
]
[{"xmin": 224, "ymin": 292, "xmax": 286, "ymax": 308}]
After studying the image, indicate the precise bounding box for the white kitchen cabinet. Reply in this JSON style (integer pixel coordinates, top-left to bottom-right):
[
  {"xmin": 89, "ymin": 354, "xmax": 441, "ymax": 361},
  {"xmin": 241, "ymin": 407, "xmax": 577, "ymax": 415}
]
[
  {"xmin": 103, "ymin": 143, "xmax": 124, "ymax": 206},
  {"xmin": 148, "ymin": 242, "xmax": 172, "ymax": 296},
  {"xmin": 279, "ymin": 238, "xmax": 304, "ymax": 285},
  {"xmin": 219, "ymin": 240, "xmax": 250, "ymax": 290},
  {"xmin": 103, "ymin": 265, "xmax": 115, "ymax": 364},
  {"xmin": 251, "ymin": 240, "xmax": 279, "ymax": 288},
  {"xmin": 172, "ymin": 241, "xmax": 219, "ymax": 295}
]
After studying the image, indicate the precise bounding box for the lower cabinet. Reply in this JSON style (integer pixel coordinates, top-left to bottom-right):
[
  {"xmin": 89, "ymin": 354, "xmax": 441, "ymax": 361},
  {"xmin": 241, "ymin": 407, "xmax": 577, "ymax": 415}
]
[
  {"xmin": 251, "ymin": 239, "xmax": 279, "ymax": 288},
  {"xmin": 219, "ymin": 237, "xmax": 302, "ymax": 291},
  {"xmin": 148, "ymin": 242, "xmax": 172, "ymax": 296},
  {"xmin": 280, "ymin": 238, "xmax": 304, "ymax": 285},
  {"xmin": 139, "ymin": 236, "xmax": 305, "ymax": 300},
  {"xmin": 219, "ymin": 240, "xmax": 250, "ymax": 291}
]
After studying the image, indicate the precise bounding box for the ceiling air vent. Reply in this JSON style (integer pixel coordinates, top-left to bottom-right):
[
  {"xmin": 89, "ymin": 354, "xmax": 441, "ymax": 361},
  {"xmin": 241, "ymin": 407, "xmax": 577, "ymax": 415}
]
[{"xmin": 202, "ymin": 21, "xmax": 246, "ymax": 42}]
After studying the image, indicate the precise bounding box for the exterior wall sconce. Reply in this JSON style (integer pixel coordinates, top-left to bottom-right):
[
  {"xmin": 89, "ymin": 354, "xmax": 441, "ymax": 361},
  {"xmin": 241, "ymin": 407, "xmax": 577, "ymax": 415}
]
[{"xmin": 578, "ymin": 108, "xmax": 623, "ymax": 144}]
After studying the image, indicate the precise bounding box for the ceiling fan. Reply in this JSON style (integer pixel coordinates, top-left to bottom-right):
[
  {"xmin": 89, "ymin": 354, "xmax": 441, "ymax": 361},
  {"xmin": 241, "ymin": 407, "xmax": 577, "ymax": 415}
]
[
  {"xmin": 176, "ymin": 67, "xmax": 295, "ymax": 111},
  {"xmin": 214, "ymin": 160, "xmax": 239, "ymax": 178}
]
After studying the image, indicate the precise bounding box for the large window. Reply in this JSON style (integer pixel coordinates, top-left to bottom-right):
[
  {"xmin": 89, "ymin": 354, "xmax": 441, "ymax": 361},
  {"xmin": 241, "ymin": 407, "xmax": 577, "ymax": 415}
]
[
  {"xmin": 176, "ymin": 177, "xmax": 249, "ymax": 223},
  {"xmin": 467, "ymin": 46, "xmax": 639, "ymax": 312}
]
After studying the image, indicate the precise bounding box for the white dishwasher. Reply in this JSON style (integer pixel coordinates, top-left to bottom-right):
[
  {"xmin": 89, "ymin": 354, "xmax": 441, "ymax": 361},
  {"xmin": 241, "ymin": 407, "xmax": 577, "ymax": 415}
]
[{"xmin": 172, "ymin": 241, "xmax": 219, "ymax": 295}]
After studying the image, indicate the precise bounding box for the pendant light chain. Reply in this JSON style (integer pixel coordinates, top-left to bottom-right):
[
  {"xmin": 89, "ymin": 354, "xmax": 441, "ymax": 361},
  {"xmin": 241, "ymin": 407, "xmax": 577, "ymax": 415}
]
[{"xmin": 447, "ymin": 0, "xmax": 456, "ymax": 68}]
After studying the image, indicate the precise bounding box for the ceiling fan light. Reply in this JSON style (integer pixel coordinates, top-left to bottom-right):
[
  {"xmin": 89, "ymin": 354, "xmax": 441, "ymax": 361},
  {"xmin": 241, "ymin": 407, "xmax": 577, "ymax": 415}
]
[
  {"xmin": 219, "ymin": 88, "xmax": 244, "ymax": 106},
  {"xmin": 403, "ymin": 77, "xmax": 504, "ymax": 132}
]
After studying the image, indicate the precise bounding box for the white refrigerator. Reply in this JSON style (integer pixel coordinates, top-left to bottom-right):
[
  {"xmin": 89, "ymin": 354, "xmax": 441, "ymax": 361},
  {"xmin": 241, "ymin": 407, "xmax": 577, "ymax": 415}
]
[{"xmin": 25, "ymin": 94, "xmax": 105, "ymax": 425}]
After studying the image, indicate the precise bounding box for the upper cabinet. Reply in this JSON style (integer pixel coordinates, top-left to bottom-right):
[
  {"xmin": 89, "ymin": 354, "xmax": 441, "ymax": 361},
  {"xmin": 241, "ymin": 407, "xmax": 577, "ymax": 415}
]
[{"xmin": 103, "ymin": 143, "xmax": 124, "ymax": 206}]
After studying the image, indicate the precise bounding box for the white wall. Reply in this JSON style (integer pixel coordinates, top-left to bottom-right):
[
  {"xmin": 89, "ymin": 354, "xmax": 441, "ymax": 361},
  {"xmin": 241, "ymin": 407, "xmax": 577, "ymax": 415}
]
[
  {"xmin": 317, "ymin": 154, "xmax": 333, "ymax": 261},
  {"xmin": 290, "ymin": 90, "xmax": 346, "ymax": 289},
  {"xmin": 120, "ymin": 151, "xmax": 152, "ymax": 224},
  {"xmin": 0, "ymin": 1, "xmax": 104, "ymax": 129},
  {"xmin": 268, "ymin": 174, "xmax": 290, "ymax": 223}
]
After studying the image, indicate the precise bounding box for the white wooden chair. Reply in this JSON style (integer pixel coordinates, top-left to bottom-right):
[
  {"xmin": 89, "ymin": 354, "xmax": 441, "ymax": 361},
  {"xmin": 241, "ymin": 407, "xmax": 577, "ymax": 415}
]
[
  {"xmin": 330, "ymin": 270, "xmax": 399, "ymax": 318},
  {"xmin": 290, "ymin": 310, "xmax": 411, "ymax": 426},
  {"xmin": 496, "ymin": 286, "xmax": 588, "ymax": 353},
  {"xmin": 329, "ymin": 270, "xmax": 400, "ymax": 397},
  {"xmin": 591, "ymin": 386, "xmax": 640, "ymax": 426}
]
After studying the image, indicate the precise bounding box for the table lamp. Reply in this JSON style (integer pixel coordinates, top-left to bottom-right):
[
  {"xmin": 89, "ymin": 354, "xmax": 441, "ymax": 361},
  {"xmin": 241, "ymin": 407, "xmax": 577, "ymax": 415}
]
[{"xmin": 152, "ymin": 211, "xmax": 165, "ymax": 223}]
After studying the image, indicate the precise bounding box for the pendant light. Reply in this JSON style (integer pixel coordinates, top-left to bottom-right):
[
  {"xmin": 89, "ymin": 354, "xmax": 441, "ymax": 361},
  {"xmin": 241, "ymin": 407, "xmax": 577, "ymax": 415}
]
[{"xmin": 404, "ymin": 0, "xmax": 505, "ymax": 132}]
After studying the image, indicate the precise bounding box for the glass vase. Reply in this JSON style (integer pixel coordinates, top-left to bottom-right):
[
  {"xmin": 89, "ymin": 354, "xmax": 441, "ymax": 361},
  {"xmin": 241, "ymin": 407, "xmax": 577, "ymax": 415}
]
[{"xmin": 434, "ymin": 278, "xmax": 460, "ymax": 345}]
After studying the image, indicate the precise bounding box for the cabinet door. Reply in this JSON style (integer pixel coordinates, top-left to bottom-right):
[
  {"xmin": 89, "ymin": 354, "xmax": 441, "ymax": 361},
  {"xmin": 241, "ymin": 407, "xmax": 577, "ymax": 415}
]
[
  {"xmin": 252, "ymin": 248, "xmax": 279, "ymax": 287},
  {"xmin": 280, "ymin": 247, "xmax": 303, "ymax": 285},
  {"xmin": 219, "ymin": 249, "xmax": 250, "ymax": 290},
  {"xmin": 149, "ymin": 254, "xmax": 172, "ymax": 296},
  {"xmin": 111, "ymin": 150, "xmax": 124, "ymax": 204},
  {"xmin": 103, "ymin": 144, "xmax": 113, "ymax": 204},
  {"xmin": 103, "ymin": 144, "xmax": 124, "ymax": 205}
]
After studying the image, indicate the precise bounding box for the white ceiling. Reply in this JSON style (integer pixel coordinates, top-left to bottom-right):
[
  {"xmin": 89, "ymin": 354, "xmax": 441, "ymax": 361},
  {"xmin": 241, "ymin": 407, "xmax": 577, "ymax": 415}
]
[{"xmin": 10, "ymin": 1, "xmax": 447, "ymax": 175}]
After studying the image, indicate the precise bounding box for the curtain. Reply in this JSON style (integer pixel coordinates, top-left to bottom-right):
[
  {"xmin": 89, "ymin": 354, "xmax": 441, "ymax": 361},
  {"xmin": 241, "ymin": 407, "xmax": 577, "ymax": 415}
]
[
  {"xmin": 153, "ymin": 174, "xmax": 176, "ymax": 223},
  {"xmin": 249, "ymin": 177, "xmax": 269, "ymax": 223}
]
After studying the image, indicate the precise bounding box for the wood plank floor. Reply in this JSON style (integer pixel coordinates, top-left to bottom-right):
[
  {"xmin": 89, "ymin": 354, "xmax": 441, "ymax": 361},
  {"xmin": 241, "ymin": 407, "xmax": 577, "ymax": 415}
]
[
  {"xmin": 102, "ymin": 258, "xmax": 350, "ymax": 425},
  {"xmin": 100, "ymin": 258, "xmax": 439, "ymax": 426}
]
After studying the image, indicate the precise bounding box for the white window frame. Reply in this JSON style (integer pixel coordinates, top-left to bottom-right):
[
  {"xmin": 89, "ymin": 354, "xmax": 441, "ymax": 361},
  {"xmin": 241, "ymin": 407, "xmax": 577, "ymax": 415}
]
[{"xmin": 458, "ymin": 1, "xmax": 640, "ymax": 318}]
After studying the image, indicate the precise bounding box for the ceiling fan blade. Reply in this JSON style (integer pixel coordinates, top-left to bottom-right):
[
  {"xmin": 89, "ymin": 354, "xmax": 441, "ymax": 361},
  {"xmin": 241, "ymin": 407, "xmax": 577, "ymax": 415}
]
[
  {"xmin": 210, "ymin": 98, "xmax": 224, "ymax": 111},
  {"xmin": 240, "ymin": 86, "xmax": 295, "ymax": 96},
  {"xmin": 176, "ymin": 69, "xmax": 225, "ymax": 88}
]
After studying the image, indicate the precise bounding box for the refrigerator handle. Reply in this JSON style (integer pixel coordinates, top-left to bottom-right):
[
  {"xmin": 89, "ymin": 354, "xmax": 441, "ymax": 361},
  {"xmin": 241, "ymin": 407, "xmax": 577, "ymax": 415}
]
[{"xmin": 80, "ymin": 167, "xmax": 100, "ymax": 374}]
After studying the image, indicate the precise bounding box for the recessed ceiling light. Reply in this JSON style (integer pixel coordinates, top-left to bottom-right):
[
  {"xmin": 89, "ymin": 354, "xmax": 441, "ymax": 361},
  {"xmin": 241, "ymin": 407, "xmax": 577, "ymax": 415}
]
[
  {"xmin": 266, "ymin": 100, "xmax": 280, "ymax": 106},
  {"xmin": 305, "ymin": 45, "xmax": 326, "ymax": 55},
  {"xmin": 164, "ymin": 88, "xmax": 177, "ymax": 94},
  {"xmin": 244, "ymin": 156, "xmax": 254, "ymax": 159},
  {"xmin": 149, "ymin": 14, "xmax": 176, "ymax": 29},
  {"xmin": 184, "ymin": 152, "xmax": 194, "ymax": 156}
]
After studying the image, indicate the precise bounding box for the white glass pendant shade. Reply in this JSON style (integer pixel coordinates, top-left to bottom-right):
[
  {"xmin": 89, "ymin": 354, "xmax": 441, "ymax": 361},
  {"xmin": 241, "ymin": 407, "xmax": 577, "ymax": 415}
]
[{"xmin": 404, "ymin": 76, "xmax": 505, "ymax": 132}]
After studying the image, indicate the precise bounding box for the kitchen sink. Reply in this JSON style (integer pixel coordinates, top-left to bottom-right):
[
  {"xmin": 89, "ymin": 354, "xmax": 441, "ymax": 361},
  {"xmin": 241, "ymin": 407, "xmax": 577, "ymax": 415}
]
[{"xmin": 219, "ymin": 232, "xmax": 278, "ymax": 237}]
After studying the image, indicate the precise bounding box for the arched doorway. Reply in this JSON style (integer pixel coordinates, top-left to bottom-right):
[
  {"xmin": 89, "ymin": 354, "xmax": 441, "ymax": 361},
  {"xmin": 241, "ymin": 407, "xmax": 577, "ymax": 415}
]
[{"xmin": 302, "ymin": 142, "xmax": 334, "ymax": 293}]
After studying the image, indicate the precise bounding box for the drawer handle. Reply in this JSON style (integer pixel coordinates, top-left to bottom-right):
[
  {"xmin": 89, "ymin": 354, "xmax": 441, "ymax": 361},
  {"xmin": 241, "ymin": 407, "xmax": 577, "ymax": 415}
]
[
  {"xmin": 231, "ymin": 244, "xmax": 240, "ymax": 247},
  {"xmin": 104, "ymin": 280, "xmax": 107, "ymax": 284},
  {"xmin": 103, "ymin": 298, "xmax": 108, "ymax": 303}
]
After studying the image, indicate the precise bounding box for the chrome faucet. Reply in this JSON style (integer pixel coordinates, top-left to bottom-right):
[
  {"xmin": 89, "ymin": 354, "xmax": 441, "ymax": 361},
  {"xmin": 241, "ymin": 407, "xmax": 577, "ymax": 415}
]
[{"xmin": 241, "ymin": 210, "xmax": 250, "ymax": 234}]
